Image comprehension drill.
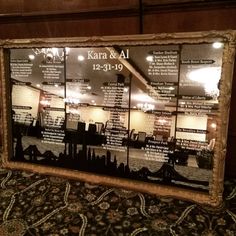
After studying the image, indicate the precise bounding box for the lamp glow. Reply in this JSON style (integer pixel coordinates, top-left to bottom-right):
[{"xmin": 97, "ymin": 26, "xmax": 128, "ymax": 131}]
[
  {"xmin": 212, "ymin": 42, "xmax": 223, "ymax": 49},
  {"xmin": 78, "ymin": 55, "xmax": 85, "ymax": 61},
  {"xmin": 124, "ymin": 87, "xmax": 129, "ymax": 92},
  {"xmin": 146, "ymin": 55, "xmax": 153, "ymax": 62},
  {"xmin": 211, "ymin": 123, "xmax": 217, "ymax": 129},
  {"xmin": 187, "ymin": 67, "xmax": 221, "ymax": 99},
  {"xmin": 28, "ymin": 54, "xmax": 35, "ymax": 60}
]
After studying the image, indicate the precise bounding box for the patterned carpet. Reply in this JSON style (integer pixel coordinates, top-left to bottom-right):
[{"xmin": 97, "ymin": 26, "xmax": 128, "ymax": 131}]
[{"xmin": 0, "ymin": 160, "xmax": 236, "ymax": 236}]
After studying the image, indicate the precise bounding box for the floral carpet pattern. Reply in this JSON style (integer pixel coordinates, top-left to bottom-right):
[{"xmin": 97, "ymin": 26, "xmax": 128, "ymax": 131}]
[{"xmin": 0, "ymin": 162, "xmax": 236, "ymax": 235}]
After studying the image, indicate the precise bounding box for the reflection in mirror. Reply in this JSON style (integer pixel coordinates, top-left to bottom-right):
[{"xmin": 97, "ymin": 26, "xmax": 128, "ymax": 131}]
[{"xmin": 9, "ymin": 42, "xmax": 223, "ymax": 193}]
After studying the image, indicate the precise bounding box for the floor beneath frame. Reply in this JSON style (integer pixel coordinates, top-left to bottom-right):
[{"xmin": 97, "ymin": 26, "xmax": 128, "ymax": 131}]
[{"xmin": 0, "ymin": 155, "xmax": 235, "ymax": 236}]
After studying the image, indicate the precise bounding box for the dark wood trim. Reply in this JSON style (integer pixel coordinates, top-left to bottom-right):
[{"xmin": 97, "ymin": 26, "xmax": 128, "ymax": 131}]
[
  {"xmin": 228, "ymin": 131, "xmax": 236, "ymax": 137},
  {"xmin": 0, "ymin": 6, "xmax": 140, "ymax": 23},
  {"xmin": 1, "ymin": 0, "xmax": 236, "ymax": 23},
  {"xmin": 143, "ymin": 0, "xmax": 236, "ymax": 14}
]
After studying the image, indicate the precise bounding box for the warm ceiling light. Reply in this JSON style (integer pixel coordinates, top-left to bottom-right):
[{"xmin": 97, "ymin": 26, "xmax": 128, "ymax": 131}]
[
  {"xmin": 87, "ymin": 85, "xmax": 91, "ymax": 90},
  {"xmin": 54, "ymin": 84, "xmax": 59, "ymax": 87},
  {"xmin": 124, "ymin": 87, "xmax": 129, "ymax": 92},
  {"xmin": 168, "ymin": 87, "xmax": 175, "ymax": 90},
  {"xmin": 36, "ymin": 84, "xmax": 41, "ymax": 87},
  {"xmin": 188, "ymin": 67, "xmax": 221, "ymax": 98},
  {"xmin": 211, "ymin": 123, "xmax": 217, "ymax": 129},
  {"xmin": 188, "ymin": 67, "xmax": 221, "ymax": 83},
  {"xmin": 78, "ymin": 55, "xmax": 85, "ymax": 61},
  {"xmin": 91, "ymin": 100, "xmax": 95, "ymax": 103},
  {"xmin": 212, "ymin": 42, "xmax": 223, "ymax": 49},
  {"xmin": 146, "ymin": 55, "xmax": 153, "ymax": 62},
  {"xmin": 28, "ymin": 54, "xmax": 35, "ymax": 60}
]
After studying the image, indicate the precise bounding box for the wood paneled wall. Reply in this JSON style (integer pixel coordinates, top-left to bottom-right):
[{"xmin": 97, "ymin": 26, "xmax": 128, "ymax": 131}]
[
  {"xmin": 144, "ymin": 8, "xmax": 236, "ymax": 33},
  {"xmin": 1, "ymin": 0, "xmax": 236, "ymax": 177}
]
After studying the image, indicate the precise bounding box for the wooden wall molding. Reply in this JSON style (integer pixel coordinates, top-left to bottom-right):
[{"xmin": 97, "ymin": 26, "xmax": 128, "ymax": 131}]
[
  {"xmin": 143, "ymin": 0, "xmax": 236, "ymax": 14},
  {"xmin": 0, "ymin": 6, "xmax": 140, "ymax": 22},
  {"xmin": 1, "ymin": 0, "xmax": 236, "ymax": 22}
]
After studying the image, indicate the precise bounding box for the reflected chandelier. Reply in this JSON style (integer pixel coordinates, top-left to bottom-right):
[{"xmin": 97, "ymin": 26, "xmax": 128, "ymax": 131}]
[{"xmin": 32, "ymin": 48, "xmax": 69, "ymax": 63}]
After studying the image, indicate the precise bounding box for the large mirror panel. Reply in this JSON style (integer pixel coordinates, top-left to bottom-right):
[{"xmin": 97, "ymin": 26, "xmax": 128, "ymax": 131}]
[{"xmin": 1, "ymin": 32, "xmax": 235, "ymax": 206}]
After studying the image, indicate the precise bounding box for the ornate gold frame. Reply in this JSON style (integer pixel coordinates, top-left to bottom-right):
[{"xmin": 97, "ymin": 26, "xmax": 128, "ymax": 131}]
[{"xmin": 1, "ymin": 30, "xmax": 235, "ymax": 206}]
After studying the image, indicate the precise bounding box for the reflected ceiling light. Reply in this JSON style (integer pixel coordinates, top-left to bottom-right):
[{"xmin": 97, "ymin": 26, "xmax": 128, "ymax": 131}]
[
  {"xmin": 211, "ymin": 123, "xmax": 217, "ymax": 129},
  {"xmin": 133, "ymin": 106, "xmax": 137, "ymax": 109},
  {"xmin": 188, "ymin": 67, "xmax": 221, "ymax": 83},
  {"xmin": 168, "ymin": 87, "xmax": 175, "ymax": 90},
  {"xmin": 36, "ymin": 84, "xmax": 41, "ymax": 88},
  {"xmin": 87, "ymin": 85, "xmax": 92, "ymax": 90},
  {"xmin": 28, "ymin": 54, "xmax": 35, "ymax": 60},
  {"xmin": 124, "ymin": 87, "xmax": 129, "ymax": 92},
  {"xmin": 146, "ymin": 55, "xmax": 153, "ymax": 62},
  {"xmin": 78, "ymin": 55, "xmax": 85, "ymax": 61},
  {"xmin": 91, "ymin": 100, "xmax": 95, "ymax": 103},
  {"xmin": 187, "ymin": 66, "xmax": 221, "ymax": 99},
  {"xmin": 212, "ymin": 42, "xmax": 223, "ymax": 49},
  {"xmin": 54, "ymin": 84, "xmax": 59, "ymax": 87}
]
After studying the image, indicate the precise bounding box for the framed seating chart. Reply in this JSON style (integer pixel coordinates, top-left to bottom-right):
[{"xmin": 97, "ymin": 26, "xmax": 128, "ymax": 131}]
[{"xmin": 1, "ymin": 30, "xmax": 235, "ymax": 206}]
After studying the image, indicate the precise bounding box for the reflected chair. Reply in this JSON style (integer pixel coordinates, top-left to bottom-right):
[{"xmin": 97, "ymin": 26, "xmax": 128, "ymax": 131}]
[
  {"xmin": 77, "ymin": 122, "xmax": 86, "ymax": 133},
  {"xmin": 129, "ymin": 129, "xmax": 135, "ymax": 140},
  {"xmin": 134, "ymin": 131, "xmax": 146, "ymax": 148},
  {"xmin": 66, "ymin": 114, "xmax": 78, "ymax": 130},
  {"xmin": 137, "ymin": 132, "xmax": 146, "ymax": 142},
  {"xmin": 54, "ymin": 116, "xmax": 64, "ymax": 127},
  {"xmin": 95, "ymin": 122, "xmax": 104, "ymax": 134},
  {"xmin": 122, "ymin": 128, "xmax": 135, "ymax": 146},
  {"xmin": 88, "ymin": 123, "xmax": 96, "ymax": 134},
  {"xmin": 207, "ymin": 138, "xmax": 215, "ymax": 151}
]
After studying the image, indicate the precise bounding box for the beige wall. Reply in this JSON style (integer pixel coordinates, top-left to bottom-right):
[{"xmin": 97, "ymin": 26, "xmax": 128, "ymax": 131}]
[
  {"xmin": 12, "ymin": 85, "xmax": 40, "ymax": 119},
  {"xmin": 176, "ymin": 114, "xmax": 208, "ymax": 141},
  {"xmin": 12, "ymin": 86, "xmax": 208, "ymax": 142}
]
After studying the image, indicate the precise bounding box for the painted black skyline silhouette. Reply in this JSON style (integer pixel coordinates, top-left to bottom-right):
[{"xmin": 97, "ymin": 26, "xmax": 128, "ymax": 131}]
[{"xmin": 13, "ymin": 130, "xmax": 209, "ymax": 192}]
